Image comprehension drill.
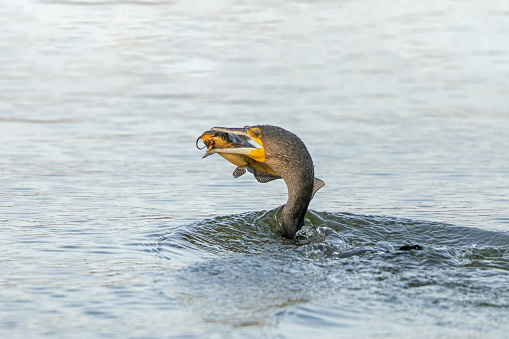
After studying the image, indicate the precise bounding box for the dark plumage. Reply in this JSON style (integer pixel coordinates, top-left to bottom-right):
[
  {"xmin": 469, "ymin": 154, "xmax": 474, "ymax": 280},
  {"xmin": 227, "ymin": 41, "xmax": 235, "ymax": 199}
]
[
  {"xmin": 252, "ymin": 126, "xmax": 315, "ymax": 238},
  {"xmin": 206, "ymin": 125, "xmax": 324, "ymax": 239}
]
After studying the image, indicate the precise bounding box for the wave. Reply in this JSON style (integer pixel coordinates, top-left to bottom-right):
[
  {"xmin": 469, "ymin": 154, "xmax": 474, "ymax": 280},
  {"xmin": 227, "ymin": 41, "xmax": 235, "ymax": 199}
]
[
  {"xmin": 141, "ymin": 209, "xmax": 509, "ymax": 331},
  {"xmin": 152, "ymin": 209, "xmax": 509, "ymax": 268}
]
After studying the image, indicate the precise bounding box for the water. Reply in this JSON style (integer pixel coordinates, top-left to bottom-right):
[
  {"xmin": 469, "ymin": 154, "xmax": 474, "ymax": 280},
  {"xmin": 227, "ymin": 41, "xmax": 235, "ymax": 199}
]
[{"xmin": 1, "ymin": 0, "xmax": 509, "ymax": 338}]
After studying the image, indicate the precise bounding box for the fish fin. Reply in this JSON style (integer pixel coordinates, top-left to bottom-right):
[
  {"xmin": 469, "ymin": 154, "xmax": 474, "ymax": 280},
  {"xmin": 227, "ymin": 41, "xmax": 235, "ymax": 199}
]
[
  {"xmin": 246, "ymin": 165, "xmax": 256, "ymax": 174},
  {"xmin": 202, "ymin": 152, "xmax": 214, "ymax": 159},
  {"xmin": 254, "ymin": 173, "xmax": 281, "ymax": 183},
  {"xmin": 233, "ymin": 166, "xmax": 246, "ymax": 178},
  {"xmin": 246, "ymin": 164, "xmax": 281, "ymax": 183},
  {"xmin": 311, "ymin": 178, "xmax": 325, "ymax": 199}
]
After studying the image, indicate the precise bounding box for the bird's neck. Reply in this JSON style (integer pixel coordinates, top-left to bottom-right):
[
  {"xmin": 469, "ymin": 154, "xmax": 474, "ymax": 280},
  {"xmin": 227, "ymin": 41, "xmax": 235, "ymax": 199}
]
[{"xmin": 279, "ymin": 176, "xmax": 313, "ymax": 239}]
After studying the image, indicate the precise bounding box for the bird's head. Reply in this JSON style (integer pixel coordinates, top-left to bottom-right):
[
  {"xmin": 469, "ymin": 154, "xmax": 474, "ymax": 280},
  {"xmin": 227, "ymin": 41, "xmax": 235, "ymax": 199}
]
[
  {"xmin": 208, "ymin": 125, "xmax": 313, "ymax": 179},
  {"xmin": 208, "ymin": 125, "xmax": 266, "ymax": 162},
  {"xmin": 206, "ymin": 125, "xmax": 320, "ymax": 239}
]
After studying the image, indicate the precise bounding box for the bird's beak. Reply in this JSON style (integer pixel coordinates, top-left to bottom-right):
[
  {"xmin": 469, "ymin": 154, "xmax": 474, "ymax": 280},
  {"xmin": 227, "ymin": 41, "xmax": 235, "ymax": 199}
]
[
  {"xmin": 210, "ymin": 127, "xmax": 253, "ymax": 140},
  {"xmin": 207, "ymin": 126, "xmax": 265, "ymax": 162}
]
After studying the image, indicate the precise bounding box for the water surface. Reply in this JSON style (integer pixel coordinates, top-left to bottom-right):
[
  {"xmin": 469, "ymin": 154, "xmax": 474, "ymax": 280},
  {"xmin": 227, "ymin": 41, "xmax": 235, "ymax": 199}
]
[{"xmin": 1, "ymin": 0, "xmax": 509, "ymax": 338}]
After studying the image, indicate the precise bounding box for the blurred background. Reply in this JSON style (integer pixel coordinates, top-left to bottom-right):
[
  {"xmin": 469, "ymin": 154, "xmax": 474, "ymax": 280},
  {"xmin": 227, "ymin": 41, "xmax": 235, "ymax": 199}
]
[
  {"xmin": 1, "ymin": 0, "xmax": 508, "ymax": 337},
  {"xmin": 2, "ymin": 0, "xmax": 508, "ymax": 228}
]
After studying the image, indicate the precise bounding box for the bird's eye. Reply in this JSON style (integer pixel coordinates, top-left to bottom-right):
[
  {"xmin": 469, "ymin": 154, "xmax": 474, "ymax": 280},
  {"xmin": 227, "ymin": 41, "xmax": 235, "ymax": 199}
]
[{"xmin": 253, "ymin": 129, "xmax": 261, "ymax": 138}]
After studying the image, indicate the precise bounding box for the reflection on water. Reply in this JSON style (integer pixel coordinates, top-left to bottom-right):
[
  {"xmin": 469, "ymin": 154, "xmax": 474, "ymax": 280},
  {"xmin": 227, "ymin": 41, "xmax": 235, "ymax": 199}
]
[{"xmin": 1, "ymin": 0, "xmax": 509, "ymax": 338}]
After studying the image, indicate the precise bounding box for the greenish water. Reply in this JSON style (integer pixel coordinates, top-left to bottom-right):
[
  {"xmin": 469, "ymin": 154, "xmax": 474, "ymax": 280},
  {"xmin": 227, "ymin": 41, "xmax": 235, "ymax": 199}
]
[{"xmin": 1, "ymin": 0, "xmax": 509, "ymax": 338}]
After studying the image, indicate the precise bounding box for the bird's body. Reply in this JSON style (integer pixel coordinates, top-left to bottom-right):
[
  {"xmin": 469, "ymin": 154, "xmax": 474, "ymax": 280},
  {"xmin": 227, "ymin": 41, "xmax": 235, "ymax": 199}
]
[{"xmin": 199, "ymin": 125, "xmax": 324, "ymax": 239}]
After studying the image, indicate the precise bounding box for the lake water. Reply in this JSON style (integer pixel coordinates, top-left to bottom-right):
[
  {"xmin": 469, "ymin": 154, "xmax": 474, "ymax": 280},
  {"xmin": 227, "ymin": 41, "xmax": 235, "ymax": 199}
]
[{"xmin": 1, "ymin": 0, "xmax": 509, "ymax": 338}]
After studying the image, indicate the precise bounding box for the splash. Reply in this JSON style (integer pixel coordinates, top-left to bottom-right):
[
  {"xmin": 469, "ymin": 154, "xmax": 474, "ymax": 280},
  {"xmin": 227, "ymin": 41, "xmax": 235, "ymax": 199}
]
[{"xmin": 146, "ymin": 209, "xmax": 509, "ymax": 335}]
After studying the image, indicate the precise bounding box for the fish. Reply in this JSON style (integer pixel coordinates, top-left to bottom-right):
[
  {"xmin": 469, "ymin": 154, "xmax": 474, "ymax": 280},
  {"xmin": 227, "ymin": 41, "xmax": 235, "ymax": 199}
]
[
  {"xmin": 197, "ymin": 130, "xmax": 325, "ymax": 198},
  {"xmin": 196, "ymin": 131, "xmax": 282, "ymax": 183}
]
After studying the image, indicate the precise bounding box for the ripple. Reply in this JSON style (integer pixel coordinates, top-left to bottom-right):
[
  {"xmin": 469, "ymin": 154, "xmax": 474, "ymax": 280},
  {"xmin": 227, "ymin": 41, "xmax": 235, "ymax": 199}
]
[{"xmin": 142, "ymin": 209, "xmax": 509, "ymax": 332}]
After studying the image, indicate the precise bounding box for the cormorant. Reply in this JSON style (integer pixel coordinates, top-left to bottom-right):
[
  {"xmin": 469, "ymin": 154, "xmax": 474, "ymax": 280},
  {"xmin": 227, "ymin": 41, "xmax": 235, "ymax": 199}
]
[{"xmin": 205, "ymin": 125, "xmax": 324, "ymax": 239}]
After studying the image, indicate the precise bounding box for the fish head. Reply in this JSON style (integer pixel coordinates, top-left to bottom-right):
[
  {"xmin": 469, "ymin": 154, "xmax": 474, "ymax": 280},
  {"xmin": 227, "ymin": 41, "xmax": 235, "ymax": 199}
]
[
  {"xmin": 196, "ymin": 131, "xmax": 231, "ymax": 151},
  {"xmin": 196, "ymin": 130, "xmax": 256, "ymax": 160},
  {"xmin": 206, "ymin": 126, "xmax": 266, "ymax": 162}
]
